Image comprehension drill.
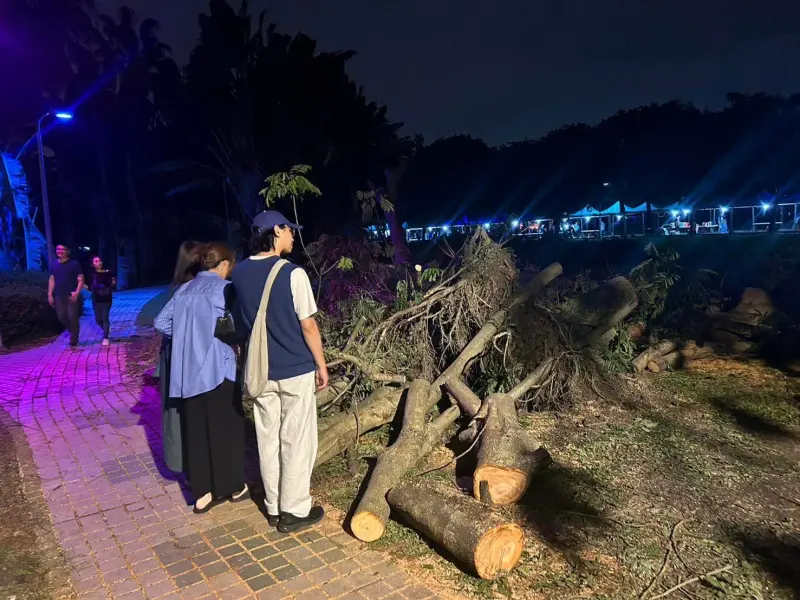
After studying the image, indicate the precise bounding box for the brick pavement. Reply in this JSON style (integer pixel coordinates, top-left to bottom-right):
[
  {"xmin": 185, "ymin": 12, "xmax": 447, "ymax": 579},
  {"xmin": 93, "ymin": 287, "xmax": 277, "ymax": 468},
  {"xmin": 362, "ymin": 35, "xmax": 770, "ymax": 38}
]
[{"xmin": 0, "ymin": 289, "xmax": 442, "ymax": 600}]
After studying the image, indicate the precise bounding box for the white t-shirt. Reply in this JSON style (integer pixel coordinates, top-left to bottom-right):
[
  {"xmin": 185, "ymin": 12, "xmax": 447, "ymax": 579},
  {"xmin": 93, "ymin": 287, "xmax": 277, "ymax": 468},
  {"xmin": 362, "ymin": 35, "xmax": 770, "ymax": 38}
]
[{"xmin": 249, "ymin": 255, "xmax": 318, "ymax": 321}]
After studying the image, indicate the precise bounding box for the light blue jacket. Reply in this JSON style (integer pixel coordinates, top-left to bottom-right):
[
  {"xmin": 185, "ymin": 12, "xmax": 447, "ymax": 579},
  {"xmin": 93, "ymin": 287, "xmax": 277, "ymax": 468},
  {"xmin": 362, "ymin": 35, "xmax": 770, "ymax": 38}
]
[{"xmin": 154, "ymin": 272, "xmax": 236, "ymax": 399}]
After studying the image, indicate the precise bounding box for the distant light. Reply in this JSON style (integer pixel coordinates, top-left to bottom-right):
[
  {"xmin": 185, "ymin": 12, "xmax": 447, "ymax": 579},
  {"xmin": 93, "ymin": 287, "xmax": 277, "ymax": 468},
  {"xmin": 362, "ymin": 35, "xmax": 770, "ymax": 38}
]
[
  {"xmin": 54, "ymin": 112, "xmax": 73, "ymax": 120},
  {"xmin": 483, "ymin": 222, "xmax": 491, "ymax": 229},
  {"xmin": 427, "ymin": 227, "xmax": 433, "ymax": 232},
  {"xmin": 535, "ymin": 219, "xmax": 542, "ymax": 224},
  {"xmin": 511, "ymin": 220, "xmax": 519, "ymax": 228},
  {"xmin": 584, "ymin": 216, "xmax": 591, "ymax": 222},
  {"xmin": 616, "ymin": 215, "xmax": 622, "ymax": 221},
  {"xmin": 761, "ymin": 203, "xmax": 772, "ymax": 211},
  {"xmin": 720, "ymin": 207, "xmax": 728, "ymax": 214},
  {"xmin": 562, "ymin": 218, "xmax": 567, "ymax": 222},
  {"xmin": 602, "ymin": 182, "xmax": 610, "ymax": 187},
  {"xmin": 671, "ymin": 210, "xmax": 679, "ymax": 217},
  {"xmin": 442, "ymin": 226, "xmax": 450, "ymax": 233},
  {"xmin": 682, "ymin": 209, "xmax": 690, "ymax": 216}
]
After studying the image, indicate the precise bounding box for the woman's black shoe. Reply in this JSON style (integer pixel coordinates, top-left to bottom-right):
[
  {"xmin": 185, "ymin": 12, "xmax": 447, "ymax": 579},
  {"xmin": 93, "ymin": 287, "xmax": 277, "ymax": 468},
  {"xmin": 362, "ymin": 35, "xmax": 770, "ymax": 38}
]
[
  {"xmin": 267, "ymin": 514, "xmax": 280, "ymax": 527},
  {"xmin": 276, "ymin": 506, "xmax": 324, "ymax": 533}
]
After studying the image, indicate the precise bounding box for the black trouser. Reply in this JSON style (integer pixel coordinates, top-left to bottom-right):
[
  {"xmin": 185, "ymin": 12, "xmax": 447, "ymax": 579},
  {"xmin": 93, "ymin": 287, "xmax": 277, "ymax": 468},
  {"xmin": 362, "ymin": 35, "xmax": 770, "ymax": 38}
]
[
  {"xmin": 183, "ymin": 379, "xmax": 245, "ymax": 501},
  {"xmin": 54, "ymin": 296, "xmax": 80, "ymax": 345},
  {"xmin": 93, "ymin": 300, "xmax": 111, "ymax": 339}
]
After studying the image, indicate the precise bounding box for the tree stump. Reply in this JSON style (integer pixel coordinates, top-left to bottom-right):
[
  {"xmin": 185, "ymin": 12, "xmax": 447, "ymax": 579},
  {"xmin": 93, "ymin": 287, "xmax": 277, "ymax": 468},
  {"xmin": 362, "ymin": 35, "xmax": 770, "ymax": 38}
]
[
  {"xmin": 350, "ymin": 380, "xmax": 460, "ymax": 542},
  {"xmin": 473, "ymin": 393, "xmax": 552, "ymax": 505},
  {"xmin": 387, "ymin": 479, "xmax": 526, "ymax": 580}
]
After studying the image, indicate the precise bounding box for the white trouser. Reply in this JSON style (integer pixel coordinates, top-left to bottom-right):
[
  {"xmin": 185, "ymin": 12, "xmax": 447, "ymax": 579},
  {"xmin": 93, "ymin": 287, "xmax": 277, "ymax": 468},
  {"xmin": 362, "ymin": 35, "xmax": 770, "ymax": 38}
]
[{"xmin": 252, "ymin": 372, "xmax": 317, "ymax": 517}]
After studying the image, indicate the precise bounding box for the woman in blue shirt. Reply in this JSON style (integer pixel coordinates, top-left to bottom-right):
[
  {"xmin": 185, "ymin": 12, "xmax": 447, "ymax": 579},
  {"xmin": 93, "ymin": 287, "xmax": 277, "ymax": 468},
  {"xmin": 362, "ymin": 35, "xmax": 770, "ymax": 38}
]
[{"xmin": 154, "ymin": 242, "xmax": 248, "ymax": 513}]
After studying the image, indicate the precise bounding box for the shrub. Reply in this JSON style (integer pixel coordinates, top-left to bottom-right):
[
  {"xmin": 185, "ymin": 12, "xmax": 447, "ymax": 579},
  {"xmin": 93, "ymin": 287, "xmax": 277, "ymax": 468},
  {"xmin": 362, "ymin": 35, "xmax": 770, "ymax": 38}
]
[{"xmin": 0, "ymin": 272, "xmax": 62, "ymax": 344}]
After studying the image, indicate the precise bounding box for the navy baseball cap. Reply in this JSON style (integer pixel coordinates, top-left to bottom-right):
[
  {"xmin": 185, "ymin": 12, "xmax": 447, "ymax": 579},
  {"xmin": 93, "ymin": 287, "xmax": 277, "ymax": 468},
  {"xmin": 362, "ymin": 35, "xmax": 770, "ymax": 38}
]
[{"xmin": 253, "ymin": 210, "xmax": 302, "ymax": 232}]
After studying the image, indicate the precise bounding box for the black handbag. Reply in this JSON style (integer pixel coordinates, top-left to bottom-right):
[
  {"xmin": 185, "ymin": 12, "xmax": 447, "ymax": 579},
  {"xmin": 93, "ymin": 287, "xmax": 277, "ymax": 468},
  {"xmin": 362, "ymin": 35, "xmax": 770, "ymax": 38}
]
[
  {"xmin": 214, "ymin": 284, "xmax": 239, "ymax": 345},
  {"xmin": 214, "ymin": 310, "xmax": 238, "ymax": 345}
]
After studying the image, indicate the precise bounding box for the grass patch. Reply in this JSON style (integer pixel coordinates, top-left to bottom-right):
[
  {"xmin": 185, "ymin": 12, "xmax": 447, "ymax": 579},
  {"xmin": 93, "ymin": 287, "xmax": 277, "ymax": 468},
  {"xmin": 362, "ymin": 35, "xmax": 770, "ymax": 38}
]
[{"xmin": 311, "ymin": 359, "xmax": 800, "ymax": 599}]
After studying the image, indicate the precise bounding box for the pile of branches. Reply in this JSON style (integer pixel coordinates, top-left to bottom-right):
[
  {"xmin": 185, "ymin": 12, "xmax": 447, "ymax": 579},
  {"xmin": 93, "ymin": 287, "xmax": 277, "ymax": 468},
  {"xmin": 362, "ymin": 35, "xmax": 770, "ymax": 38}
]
[{"xmin": 309, "ymin": 230, "xmax": 639, "ymax": 579}]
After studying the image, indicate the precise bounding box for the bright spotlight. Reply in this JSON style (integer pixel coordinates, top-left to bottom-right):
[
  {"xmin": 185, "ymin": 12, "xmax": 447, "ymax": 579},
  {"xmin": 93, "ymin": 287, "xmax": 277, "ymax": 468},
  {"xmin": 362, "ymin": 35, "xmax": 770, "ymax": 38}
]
[
  {"xmin": 720, "ymin": 207, "xmax": 728, "ymax": 214},
  {"xmin": 761, "ymin": 203, "xmax": 772, "ymax": 211},
  {"xmin": 511, "ymin": 220, "xmax": 519, "ymax": 228},
  {"xmin": 54, "ymin": 112, "xmax": 74, "ymax": 120}
]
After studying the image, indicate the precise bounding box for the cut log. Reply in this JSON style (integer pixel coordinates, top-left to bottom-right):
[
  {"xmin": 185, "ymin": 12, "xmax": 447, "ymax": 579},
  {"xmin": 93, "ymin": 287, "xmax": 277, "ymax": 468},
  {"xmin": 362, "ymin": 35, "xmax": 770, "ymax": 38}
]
[
  {"xmin": 474, "ymin": 392, "xmax": 552, "ymax": 505},
  {"xmin": 648, "ymin": 350, "xmax": 688, "ymax": 373},
  {"xmin": 315, "ymin": 386, "xmax": 406, "ymax": 468},
  {"xmin": 350, "ymin": 380, "xmax": 460, "ymax": 542},
  {"xmin": 647, "ymin": 359, "xmax": 667, "ymax": 373},
  {"xmin": 387, "ymin": 479, "xmax": 526, "ymax": 580},
  {"xmin": 632, "ymin": 340, "xmax": 678, "ymax": 372}
]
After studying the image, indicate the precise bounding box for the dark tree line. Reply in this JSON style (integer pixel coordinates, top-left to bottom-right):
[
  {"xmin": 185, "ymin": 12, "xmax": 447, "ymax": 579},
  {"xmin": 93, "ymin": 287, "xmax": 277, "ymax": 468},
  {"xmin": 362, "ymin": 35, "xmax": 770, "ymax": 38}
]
[
  {"xmin": 400, "ymin": 94, "xmax": 800, "ymax": 224},
  {"xmin": 1, "ymin": 0, "xmax": 408, "ymax": 282},
  {"xmin": 2, "ymin": 0, "xmax": 800, "ymax": 281}
]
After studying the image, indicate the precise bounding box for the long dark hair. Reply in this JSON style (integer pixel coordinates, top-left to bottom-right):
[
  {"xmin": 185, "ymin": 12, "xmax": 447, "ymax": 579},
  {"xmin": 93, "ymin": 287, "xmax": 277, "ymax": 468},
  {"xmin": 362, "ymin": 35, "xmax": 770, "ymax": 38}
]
[{"xmin": 171, "ymin": 241, "xmax": 201, "ymax": 288}]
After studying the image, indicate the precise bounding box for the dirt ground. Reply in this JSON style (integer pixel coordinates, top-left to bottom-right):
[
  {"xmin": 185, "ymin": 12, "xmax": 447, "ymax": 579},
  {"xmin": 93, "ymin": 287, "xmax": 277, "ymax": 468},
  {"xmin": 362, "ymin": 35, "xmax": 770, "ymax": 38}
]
[
  {"xmin": 0, "ymin": 409, "xmax": 73, "ymax": 600},
  {"xmin": 314, "ymin": 357, "xmax": 800, "ymax": 600}
]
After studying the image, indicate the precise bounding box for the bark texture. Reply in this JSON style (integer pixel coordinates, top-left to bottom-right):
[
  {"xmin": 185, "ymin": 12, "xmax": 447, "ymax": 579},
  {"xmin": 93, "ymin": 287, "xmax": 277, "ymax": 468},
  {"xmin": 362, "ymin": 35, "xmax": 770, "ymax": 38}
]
[
  {"xmin": 473, "ymin": 392, "xmax": 552, "ymax": 505},
  {"xmin": 387, "ymin": 479, "xmax": 526, "ymax": 580},
  {"xmin": 350, "ymin": 380, "xmax": 460, "ymax": 542}
]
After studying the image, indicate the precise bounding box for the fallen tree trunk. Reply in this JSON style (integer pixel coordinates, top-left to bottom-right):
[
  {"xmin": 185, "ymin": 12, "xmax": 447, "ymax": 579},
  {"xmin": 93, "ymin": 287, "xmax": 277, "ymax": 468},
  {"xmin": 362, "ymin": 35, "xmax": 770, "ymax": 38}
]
[
  {"xmin": 465, "ymin": 359, "xmax": 554, "ymax": 505},
  {"xmin": 387, "ymin": 479, "xmax": 526, "ymax": 580},
  {"xmin": 473, "ymin": 393, "xmax": 552, "ymax": 505},
  {"xmin": 574, "ymin": 277, "xmax": 638, "ymax": 349},
  {"xmin": 315, "ymin": 386, "xmax": 406, "ymax": 467},
  {"xmin": 350, "ymin": 380, "xmax": 460, "ymax": 542},
  {"xmin": 316, "ymin": 379, "xmax": 350, "ymax": 408},
  {"xmin": 632, "ymin": 340, "xmax": 678, "ymax": 372}
]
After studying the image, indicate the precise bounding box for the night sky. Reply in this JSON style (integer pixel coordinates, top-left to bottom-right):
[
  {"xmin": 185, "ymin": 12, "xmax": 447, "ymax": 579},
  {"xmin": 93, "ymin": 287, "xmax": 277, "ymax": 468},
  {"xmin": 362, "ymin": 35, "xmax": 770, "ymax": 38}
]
[{"xmin": 98, "ymin": 0, "xmax": 800, "ymax": 145}]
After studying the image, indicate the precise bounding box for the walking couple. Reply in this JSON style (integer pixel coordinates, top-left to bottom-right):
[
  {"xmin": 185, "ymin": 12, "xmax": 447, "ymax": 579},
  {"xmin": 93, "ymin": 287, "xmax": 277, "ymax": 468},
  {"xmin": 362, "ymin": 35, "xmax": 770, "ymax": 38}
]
[{"xmin": 154, "ymin": 210, "xmax": 328, "ymax": 533}]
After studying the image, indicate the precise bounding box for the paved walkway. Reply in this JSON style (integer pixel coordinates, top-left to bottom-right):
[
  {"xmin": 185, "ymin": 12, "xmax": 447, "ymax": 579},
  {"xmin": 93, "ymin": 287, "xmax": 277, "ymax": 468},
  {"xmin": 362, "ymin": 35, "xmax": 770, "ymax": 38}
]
[{"xmin": 0, "ymin": 289, "xmax": 440, "ymax": 600}]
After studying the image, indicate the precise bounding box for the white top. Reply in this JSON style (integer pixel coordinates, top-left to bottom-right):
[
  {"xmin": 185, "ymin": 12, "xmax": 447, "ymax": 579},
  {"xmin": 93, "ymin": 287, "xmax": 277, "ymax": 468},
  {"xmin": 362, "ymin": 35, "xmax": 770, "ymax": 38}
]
[{"xmin": 249, "ymin": 255, "xmax": 318, "ymax": 320}]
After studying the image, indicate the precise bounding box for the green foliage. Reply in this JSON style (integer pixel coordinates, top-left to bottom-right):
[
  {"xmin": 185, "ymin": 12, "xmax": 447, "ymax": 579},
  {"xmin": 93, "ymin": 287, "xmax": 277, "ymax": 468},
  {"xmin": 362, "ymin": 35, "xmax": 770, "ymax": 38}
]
[
  {"xmin": 356, "ymin": 189, "xmax": 395, "ymax": 224},
  {"xmin": 602, "ymin": 329, "xmax": 637, "ymax": 373},
  {"xmin": 394, "ymin": 279, "xmax": 422, "ymax": 310},
  {"xmin": 629, "ymin": 243, "xmax": 682, "ymax": 321},
  {"xmin": 0, "ymin": 273, "xmax": 61, "ymax": 343},
  {"xmin": 260, "ymin": 164, "xmax": 321, "ymax": 207},
  {"xmin": 629, "ymin": 242, "xmax": 720, "ymax": 332},
  {"xmin": 336, "ymin": 256, "xmax": 354, "ymax": 271},
  {"xmin": 421, "ymin": 267, "xmax": 442, "ymax": 283}
]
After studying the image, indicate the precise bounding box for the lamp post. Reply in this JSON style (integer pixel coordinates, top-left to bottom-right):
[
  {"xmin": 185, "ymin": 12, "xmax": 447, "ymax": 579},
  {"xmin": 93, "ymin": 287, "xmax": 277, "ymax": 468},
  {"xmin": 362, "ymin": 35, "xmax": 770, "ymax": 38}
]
[{"xmin": 35, "ymin": 111, "xmax": 73, "ymax": 265}]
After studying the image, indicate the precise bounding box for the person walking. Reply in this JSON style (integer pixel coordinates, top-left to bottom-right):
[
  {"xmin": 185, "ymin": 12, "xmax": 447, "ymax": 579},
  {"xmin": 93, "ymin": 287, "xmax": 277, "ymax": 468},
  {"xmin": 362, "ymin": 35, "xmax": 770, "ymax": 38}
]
[
  {"xmin": 158, "ymin": 241, "xmax": 201, "ymax": 476},
  {"xmin": 48, "ymin": 244, "xmax": 84, "ymax": 347},
  {"xmin": 231, "ymin": 210, "xmax": 328, "ymax": 533},
  {"xmin": 87, "ymin": 256, "xmax": 116, "ymax": 346},
  {"xmin": 154, "ymin": 242, "xmax": 248, "ymax": 513}
]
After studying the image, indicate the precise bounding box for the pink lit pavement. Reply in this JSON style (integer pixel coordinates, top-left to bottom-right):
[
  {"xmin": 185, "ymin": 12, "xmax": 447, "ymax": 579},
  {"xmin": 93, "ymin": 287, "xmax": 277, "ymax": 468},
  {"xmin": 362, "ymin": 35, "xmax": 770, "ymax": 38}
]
[{"xmin": 0, "ymin": 288, "xmax": 441, "ymax": 600}]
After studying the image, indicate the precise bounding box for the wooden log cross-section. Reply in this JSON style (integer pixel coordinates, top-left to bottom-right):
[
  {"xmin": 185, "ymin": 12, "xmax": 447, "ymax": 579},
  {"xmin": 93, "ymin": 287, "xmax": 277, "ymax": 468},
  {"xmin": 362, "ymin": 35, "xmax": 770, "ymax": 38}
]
[
  {"xmin": 350, "ymin": 380, "xmax": 460, "ymax": 542},
  {"xmin": 470, "ymin": 359, "xmax": 555, "ymax": 505},
  {"xmin": 387, "ymin": 479, "xmax": 526, "ymax": 580}
]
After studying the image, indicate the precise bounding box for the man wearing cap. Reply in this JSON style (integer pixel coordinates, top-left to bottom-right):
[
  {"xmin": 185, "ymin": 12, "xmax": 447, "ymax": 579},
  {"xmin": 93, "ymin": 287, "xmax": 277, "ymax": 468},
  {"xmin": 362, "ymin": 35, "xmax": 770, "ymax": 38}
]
[{"xmin": 231, "ymin": 210, "xmax": 328, "ymax": 533}]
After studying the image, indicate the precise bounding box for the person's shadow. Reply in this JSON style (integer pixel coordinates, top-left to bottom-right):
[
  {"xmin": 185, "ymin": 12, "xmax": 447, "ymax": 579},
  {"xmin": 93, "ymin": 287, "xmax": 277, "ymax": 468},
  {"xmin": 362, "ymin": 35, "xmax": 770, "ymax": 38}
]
[{"xmin": 130, "ymin": 371, "xmax": 194, "ymax": 506}]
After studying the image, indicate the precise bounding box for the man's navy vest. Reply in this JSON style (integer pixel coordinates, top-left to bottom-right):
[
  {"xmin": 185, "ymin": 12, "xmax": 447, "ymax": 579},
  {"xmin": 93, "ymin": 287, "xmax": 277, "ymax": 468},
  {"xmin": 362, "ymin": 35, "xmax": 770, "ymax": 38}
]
[{"xmin": 231, "ymin": 256, "xmax": 316, "ymax": 381}]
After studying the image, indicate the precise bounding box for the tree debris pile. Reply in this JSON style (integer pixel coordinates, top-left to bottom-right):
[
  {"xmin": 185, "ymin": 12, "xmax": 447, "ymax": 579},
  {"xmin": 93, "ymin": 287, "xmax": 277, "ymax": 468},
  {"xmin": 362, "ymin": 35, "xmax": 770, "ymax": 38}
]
[{"xmin": 299, "ymin": 229, "xmax": 641, "ymax": 579}]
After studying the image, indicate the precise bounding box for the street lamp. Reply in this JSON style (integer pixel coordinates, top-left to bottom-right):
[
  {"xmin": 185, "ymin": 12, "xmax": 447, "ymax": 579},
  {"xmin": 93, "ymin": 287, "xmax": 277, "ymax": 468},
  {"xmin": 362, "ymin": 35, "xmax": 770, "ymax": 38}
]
[{"xmin": 36, "ymin": 110, "xmax": 73, "ymax": 265}]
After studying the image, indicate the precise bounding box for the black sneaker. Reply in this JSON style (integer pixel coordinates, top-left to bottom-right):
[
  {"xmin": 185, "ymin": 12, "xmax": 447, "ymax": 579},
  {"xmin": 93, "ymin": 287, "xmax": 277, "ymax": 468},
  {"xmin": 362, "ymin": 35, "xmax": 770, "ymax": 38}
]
[{"xmin": 277, "ymin": 506, "xmax": 324, "ymax": 533}]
